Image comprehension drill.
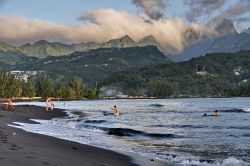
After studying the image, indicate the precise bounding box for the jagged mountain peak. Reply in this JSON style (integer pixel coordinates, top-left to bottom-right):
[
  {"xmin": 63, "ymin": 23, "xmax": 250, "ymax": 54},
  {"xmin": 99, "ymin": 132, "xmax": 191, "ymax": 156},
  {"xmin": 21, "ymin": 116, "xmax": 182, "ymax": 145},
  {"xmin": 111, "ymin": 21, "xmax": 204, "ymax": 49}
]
[
  {"xmin": 139, "ymin": 35, "xmax": 160, "ymax": 47},
  {"xmin": 0, "ymin": 41, "xmax": 16, "ymax": 51},
  {"xmin": 105, "ymin": 35, "xmax": 136, "ymax": 48},
  {"xmin": 33, "ymin": 39, "xmax": 50, "ymax": 46},
  {"xmin": 107, "ymin": 35, "xmax": 135, "ymax": 43},
  {"xmin": 215, "ymin": 18, "xmax": 237, "ymax": 35},
  {"xmin": 0, "ymin": 41, "xmax": 9, "ymax": 46},
  {"xmin": 140, "ymin": 35, "xmax": 157, "ymax": 42},
  {"xmin": 121, "ymin": 35, "xmax": 134, "ymax": 40},
  {"xmin": 21, "ymin": 43, "xmax": 31, "ymax": 47}
]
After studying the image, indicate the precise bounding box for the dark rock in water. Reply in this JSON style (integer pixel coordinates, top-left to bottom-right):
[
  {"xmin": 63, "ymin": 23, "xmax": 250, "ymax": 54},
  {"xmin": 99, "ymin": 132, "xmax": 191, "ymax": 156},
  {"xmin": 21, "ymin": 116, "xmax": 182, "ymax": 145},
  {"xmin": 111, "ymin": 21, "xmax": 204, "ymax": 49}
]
[
  {"xmin": 84, "ymin": 120, "xmax": 106, "ymax": 124},
  {"xmin": 107, "ymin": 127, "xmax": 178, "ymax": 139},
  {"xmin": 149, "ymin": 103, "xmax": 164, "ymax": 107},
  {"xmin": 150, "ymin": 159, "xmax": 154, "ymax": 162},
  {"xmin": 72, "ymin": 111, "xmax": 87, "ymax": 117},
  {"xmin": 199, "ymin": 159, "xmax": 215, "ymax": 164},
  {"xmin": 102, "ymin": 111, "xmax": 113, "ymax": 116},
  {"xmin": 218, "ymin": 108, "xmax": 246, "ymax": 113},
  {"xmin": 107, "ymin": 128, "xmax": 132, "ymax": 137}
]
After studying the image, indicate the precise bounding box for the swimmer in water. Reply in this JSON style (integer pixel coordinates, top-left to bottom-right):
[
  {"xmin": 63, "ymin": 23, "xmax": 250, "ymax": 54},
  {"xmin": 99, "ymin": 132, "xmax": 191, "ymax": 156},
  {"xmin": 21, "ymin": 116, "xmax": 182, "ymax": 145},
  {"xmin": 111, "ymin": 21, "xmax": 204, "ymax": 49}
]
[
  {"xmin": 111, "ymin": 105, "xmax": 120, "ymax": 117},
  {"xmin": 213, "ymin": 110, "xmax": 219, "ymax": 116}
]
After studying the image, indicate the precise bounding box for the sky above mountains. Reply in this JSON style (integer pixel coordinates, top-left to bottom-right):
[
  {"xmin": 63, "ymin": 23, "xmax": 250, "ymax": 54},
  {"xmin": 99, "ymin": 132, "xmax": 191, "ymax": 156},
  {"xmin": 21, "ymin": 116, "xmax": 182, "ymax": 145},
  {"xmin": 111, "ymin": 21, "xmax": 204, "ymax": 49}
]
[{"xmin": 0, "ymin": 0, "xmax": 250, "ymax": 53}]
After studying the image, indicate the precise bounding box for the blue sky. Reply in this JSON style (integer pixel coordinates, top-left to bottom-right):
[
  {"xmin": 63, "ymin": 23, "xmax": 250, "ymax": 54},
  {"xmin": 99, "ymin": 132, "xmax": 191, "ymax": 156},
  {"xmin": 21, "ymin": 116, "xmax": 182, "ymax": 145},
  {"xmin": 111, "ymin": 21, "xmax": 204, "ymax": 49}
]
[
  {"xmin": 0, "ymin": 0, "xmax": 188, "ymax": 24},
  {"xmin": 0, "ymin": 0, "xmax": 137, "ymax": 24},
  {"xmin": 1, "ymin": 0, "xmax": 249, "ymax": 27}
]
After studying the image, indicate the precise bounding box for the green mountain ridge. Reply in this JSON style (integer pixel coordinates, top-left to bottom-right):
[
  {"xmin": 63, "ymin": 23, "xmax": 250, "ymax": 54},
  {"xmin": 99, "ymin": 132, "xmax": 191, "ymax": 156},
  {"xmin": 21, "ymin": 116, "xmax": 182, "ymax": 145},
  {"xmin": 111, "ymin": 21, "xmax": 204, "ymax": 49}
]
[
  {"xmin": 0, "ymin": 41, "xmax": 17, "ymax": 52},
  {"xmin": 20, "ymin": 40, "xmax": 75, "ymax": 58},
  {"xmin": 15, "ymin": 46, "xmax": 169, "ymax": 83},
  {"xmin": 0, "ymin": 42, "xmax": 39, "ymax": 66},
  {"xmin": 0, "ymin": 51, "xmax": 38, "ymax": 66}
]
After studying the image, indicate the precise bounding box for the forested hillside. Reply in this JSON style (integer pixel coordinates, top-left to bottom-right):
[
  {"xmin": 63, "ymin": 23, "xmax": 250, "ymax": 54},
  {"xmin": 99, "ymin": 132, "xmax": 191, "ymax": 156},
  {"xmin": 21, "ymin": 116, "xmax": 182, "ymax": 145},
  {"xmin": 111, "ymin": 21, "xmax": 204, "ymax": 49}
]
[
  {"xmin": 18, "ymin": 46, "xmax": 169, "ymax": 83},
  {"xmin": 100, "ymin": 50, "xmax": 250, "ymax": 97}
]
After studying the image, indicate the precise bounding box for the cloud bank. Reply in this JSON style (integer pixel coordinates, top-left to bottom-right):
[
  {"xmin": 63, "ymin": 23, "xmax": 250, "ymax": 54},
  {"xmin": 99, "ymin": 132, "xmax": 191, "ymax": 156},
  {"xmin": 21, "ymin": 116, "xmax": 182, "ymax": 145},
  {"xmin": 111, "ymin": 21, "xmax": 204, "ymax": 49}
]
[
  {"xmin": 0, "ymin": 9, "xmax": 215, "ymax": 54},
  {"xmin": 1, "ymin": 0, "xmax": 249, "ymax": 53}
]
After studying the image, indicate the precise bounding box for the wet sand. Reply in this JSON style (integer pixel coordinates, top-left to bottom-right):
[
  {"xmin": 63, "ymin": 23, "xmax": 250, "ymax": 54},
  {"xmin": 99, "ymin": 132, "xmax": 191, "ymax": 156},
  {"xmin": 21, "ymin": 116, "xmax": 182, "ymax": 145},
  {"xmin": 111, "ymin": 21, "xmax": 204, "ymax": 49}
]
[{"xmin": 0, "ymin": 105, "xmax": 140, "ymax": 166}]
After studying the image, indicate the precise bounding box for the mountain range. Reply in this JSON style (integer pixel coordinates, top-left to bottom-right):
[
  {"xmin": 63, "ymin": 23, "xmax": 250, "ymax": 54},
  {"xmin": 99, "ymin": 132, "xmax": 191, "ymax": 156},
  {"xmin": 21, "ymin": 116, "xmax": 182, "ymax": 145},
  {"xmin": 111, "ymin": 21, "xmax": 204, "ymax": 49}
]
[
  {"xmin": 0, "ymin": 35, "xmax": 160, "ymax": 59},
  {"xmin": 171, "ymin": 18, "xmax": 250, "ymax": 62},
  {"xmin": 0, "ymin": 17, "xmax": 250, "ymax": 87},
  {"xmin": 1, "ymin": 18, "xmax": 250, "ymax": 63}
]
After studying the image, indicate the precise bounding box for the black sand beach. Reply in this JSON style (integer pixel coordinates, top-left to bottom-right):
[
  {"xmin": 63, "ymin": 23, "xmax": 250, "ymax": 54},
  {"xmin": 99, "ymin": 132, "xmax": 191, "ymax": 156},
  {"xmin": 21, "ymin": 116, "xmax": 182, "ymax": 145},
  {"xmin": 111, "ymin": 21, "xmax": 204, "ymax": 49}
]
[{"xmin": 0, "ymin": 105, "xmax": 139, "ymax": 166}]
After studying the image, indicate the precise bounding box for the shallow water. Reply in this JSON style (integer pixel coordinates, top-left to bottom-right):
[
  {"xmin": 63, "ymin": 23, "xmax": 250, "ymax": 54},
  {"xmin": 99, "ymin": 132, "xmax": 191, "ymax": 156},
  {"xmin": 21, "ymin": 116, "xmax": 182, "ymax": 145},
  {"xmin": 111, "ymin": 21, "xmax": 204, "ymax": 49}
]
[{"xmin": 13, "ymin": 98, "xmax": 250, "ymax": 166}]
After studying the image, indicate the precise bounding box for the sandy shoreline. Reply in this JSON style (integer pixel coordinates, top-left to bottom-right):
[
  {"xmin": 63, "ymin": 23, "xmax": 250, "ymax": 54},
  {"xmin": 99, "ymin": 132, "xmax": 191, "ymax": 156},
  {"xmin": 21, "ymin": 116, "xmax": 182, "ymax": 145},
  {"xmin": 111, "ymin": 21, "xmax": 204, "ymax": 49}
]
[{"xmin": 0, "ymin": 105, "xmax": 143, "ymax": 166}]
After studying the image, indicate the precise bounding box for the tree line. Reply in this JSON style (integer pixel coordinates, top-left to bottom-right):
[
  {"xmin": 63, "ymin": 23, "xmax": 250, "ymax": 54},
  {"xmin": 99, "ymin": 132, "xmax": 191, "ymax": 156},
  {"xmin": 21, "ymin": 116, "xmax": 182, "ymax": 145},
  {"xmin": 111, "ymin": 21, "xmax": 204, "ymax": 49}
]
[
  {"xmin": 2, "ymin": 69, "xmax": 250, "ymax": 99},
  {"xmin": 102, "ymin": 75, "xmax": 250, "ymax": 98},
  {"xmin": 0, "ymin": 71, "xmax": 98, "ymax": 99}
]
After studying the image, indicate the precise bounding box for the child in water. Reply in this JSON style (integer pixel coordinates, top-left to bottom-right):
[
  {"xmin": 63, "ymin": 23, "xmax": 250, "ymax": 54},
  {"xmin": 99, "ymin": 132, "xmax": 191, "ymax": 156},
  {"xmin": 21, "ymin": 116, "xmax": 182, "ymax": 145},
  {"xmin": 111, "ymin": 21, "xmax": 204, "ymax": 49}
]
[{"xmin": 51, "ymin": 103, "xmax": 55, "ymax": 111}]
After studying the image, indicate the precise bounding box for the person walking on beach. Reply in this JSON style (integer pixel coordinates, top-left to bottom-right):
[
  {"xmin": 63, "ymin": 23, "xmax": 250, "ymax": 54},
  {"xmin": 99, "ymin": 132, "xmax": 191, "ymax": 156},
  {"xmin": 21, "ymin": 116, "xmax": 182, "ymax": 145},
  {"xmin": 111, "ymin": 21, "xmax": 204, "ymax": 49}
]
[
  {"xmin": 111, "ymin": 105, "xmax": 120, "ymax": 117},
  {"xmin": 6, "ymin": 97, "xmax": 15, "ymax": 110}
]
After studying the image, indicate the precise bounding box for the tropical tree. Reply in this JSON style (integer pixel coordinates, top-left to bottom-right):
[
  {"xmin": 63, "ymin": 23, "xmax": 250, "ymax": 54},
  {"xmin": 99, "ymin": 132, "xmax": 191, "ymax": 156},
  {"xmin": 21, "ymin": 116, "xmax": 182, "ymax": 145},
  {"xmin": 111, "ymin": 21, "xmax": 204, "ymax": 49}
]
[
  {"xmin": 35, "ymin": 74, "xmax": 54, "ymax": 99},
  {"xmin": 69, "ymin": 77, "xmax": 85, "ymax": 99},
  {"xmin": 22, "ymin": 80, "xmax": 36, "ymax": 97},
  {"xmin": 54, "ymin": 83, "xmax": 66, "ymax": 99}
]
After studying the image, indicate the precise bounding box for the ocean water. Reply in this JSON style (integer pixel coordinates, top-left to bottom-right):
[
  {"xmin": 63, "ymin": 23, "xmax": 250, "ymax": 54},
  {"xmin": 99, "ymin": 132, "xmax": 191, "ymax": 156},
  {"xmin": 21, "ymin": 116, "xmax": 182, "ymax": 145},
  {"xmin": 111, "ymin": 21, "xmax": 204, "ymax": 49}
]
[{"xmin": 12, "ymin": 98, "xmax": 250, "ymax": 166}]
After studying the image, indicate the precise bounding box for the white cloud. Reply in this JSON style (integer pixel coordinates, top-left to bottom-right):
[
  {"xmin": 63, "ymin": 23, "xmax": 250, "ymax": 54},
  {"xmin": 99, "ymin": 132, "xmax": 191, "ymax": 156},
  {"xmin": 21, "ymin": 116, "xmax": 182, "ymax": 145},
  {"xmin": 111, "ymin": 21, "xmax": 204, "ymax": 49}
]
[{"xmin": 0, "ymin": 9, "xmax": 217, "ymax": 53}]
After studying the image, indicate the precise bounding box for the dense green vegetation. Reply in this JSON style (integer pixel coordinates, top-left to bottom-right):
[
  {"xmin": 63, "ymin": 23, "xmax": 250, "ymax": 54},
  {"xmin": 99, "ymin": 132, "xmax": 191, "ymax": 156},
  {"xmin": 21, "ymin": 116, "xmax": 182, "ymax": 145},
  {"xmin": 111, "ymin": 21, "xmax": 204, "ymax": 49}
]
[
  {"xmin": 100, "ymin": 50, "xmax": 250, "ymax": 97},
  {"xmin": 18, "ymin": 46, "xmax": 169, "ymax": 83},
  {"xmin": 0, "ymin": 71, "xmax": 98, "ymax": 99},
  {"xmin": 0, "ymin": 45, "xmax": 169, "ymax": 99},
  {"xmin": 2, "ymin": 47, "xmax": 250, "ymax": 99}
]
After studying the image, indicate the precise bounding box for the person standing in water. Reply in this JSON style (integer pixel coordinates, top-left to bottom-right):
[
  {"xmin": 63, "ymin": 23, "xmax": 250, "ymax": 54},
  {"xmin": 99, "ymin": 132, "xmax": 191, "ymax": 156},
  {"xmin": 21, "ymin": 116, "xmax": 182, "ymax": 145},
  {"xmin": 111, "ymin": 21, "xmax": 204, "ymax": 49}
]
[
  {"xmin": 6, "ymin": 97, "xmax": 15, "ymax": 110},
  {"xmin": 46, "ymin": 97, "xmax": 52, "ymax": 111},
  {"xmin": 111, "ymin": 105, "xmax": 120, "ymax": 117}
]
